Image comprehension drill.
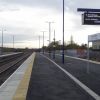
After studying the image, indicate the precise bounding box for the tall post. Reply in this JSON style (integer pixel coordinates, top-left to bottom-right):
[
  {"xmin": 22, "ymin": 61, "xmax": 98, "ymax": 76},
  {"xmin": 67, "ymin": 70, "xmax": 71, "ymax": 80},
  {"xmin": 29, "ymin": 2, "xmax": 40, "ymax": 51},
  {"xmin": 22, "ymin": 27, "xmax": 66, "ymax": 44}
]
[
  {"xmin": 62, "ymin": 0, "xmax": 65, "ymax": 64},
  {"xmin": 1, "ymin": 28, "xmax": 3, "ymax": 54},
  {"xmin": 0, "ymin": 28, "xmax": 6, "ymax": 55},
  {"xmin": 13, "ymin": 35, "xmax": 14, "ymax": 49},
  {"xmin": 43, "ymin": 32, "xmax": 44, "ymax": 54},
  {"xmin": 46, "ymin": 21, "xmax": 54, "ymax": 57},
  {"xmin": 39, "ymin": 35, "xmax": 40, "ymax": 52},
  {"xmin": 41, "ymin": 31, "xmax": 45, "ymax": 54},
  {"xmin": 49, "ymin": 22, "xmax": 51, "ymax": 48},
  {"xmin": 53, "ymin": 30, "xmax": 55, "ymax": 59},
  {"xmin": 48, "ymin": 22, "xmax": 51, "ymax": 56}
]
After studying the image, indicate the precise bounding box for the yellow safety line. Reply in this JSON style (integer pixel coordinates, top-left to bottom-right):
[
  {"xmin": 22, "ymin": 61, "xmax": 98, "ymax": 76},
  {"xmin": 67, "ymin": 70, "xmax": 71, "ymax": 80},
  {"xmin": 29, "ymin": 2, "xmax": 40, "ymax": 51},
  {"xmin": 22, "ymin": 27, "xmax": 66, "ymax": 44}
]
[{"xmin": 13, "ymin": 53, "xmax": 36, "ymax": 100}]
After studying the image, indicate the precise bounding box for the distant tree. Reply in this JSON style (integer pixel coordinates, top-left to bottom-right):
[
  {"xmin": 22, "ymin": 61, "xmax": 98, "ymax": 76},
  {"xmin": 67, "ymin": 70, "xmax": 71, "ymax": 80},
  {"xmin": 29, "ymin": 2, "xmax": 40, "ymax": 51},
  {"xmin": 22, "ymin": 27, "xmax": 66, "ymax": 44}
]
[
  {"xmin": 48, "ymin": 41, "xmax": 60, "ymax": 47},
  {"xmin": 46, "ymin": 41, "xmax": 62, "ymax": 50},
  {"xmin": 80, "ymin": 44, "xmax": 87, "ymax": 49},
  {"xmin": 65, "ymin": 35, "xmax": 79, "ymax": 49},
  {"xmin": 66, "ymin": 43, "xmax": 79, "ymax": 49}
]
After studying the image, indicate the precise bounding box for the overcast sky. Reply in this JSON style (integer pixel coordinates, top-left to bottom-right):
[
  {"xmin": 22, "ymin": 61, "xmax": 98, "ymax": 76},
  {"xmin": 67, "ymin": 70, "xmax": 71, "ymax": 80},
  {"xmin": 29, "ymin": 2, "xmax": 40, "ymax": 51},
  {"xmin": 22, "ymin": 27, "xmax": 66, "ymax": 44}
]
[{"xmin": 0, "ymin": 0, "xmax": 100, "ymax": 48}]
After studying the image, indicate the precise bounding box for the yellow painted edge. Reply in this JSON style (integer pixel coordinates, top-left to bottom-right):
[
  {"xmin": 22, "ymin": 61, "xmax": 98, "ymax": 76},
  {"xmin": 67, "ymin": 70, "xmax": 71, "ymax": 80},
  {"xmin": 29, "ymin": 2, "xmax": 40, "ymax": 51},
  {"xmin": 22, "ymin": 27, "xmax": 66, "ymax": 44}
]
[{"xmin": 13, "ymin": 53, "xmax": 36, "ymax": 100}]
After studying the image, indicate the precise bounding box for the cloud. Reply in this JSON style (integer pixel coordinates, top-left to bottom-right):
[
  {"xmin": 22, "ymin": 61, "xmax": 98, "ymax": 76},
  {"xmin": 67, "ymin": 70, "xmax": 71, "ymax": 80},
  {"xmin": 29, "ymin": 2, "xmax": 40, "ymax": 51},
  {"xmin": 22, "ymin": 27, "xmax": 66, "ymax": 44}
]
[
  {"xmin": 0, "ymin": 9, "xmax": 19, "ymax": 12},
  {"xmin": 0, "ymin": 0, "xmax": 100, "ymax": 48},
  {"xmin": 66, "ymin": 0, "xmax": 100, "ymax": 12},
  {"xmin": 0, "ymin": 0, "xmax": 100, "ymax": 12},
  {"xmin": 0, "ymin": 2, "xmax": 20, "ymax": 12},
  {"xmin": 0, "ymin": 0, "xmax": 63, "ymax": 12},
  {"xmin": 0, "ymin": 0, "xmax": 100, "ymax": 13}
]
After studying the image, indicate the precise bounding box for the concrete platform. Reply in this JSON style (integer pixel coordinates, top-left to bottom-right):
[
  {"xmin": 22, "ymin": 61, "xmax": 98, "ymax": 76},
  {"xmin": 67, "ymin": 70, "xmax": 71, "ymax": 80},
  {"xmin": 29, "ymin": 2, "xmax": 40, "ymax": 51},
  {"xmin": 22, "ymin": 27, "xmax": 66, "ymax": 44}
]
[
  {"xmin": 26, "ymin": 53, "xmax": 94, "ymax": 100},
  {"xmin": 0, "ymin": 52, "xmax": 35, "ymax": 100}
]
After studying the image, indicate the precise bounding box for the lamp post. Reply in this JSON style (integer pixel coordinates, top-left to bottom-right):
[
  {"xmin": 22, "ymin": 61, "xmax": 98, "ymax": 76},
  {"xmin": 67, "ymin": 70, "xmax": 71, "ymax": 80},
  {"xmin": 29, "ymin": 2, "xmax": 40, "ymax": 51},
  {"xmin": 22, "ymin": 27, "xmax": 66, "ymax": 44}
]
[
  {"xmin": 13, "ymin": 35, "xmax": 14, "ymax": 50},
  {"xmin": 0, "ymin": 28, "xmax": 6, "ymax": 55},
  {"xmin": 39, "ymin": 35, "xmax": 40, "ymax": 52},
  {"xmin": 62, "ymin": 0, "xmax": 65, "ymax": 64},
  {"xmin": 41, "ymin": 31, "xmax": 46, "ymax": 54},
  {"xmin": 1, "ymin": 29, "xmax": 3, "ymax": 54},
  {"xmin": 46, "ymin": 21, "xmax": 54, "ymax": 57}
]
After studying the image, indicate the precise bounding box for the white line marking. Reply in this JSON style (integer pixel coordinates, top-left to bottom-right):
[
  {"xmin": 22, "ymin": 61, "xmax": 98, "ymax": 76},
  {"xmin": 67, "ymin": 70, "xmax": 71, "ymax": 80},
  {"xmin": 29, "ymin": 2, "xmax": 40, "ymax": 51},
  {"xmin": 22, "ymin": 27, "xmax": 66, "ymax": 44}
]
[
  {"xmin": 41, "ymin": 54, "xmax": 100, "ymax": 100},
  {"xmin": 44, "ymin": 52, "xmax": 100, "ymax": 65},
  {"xmin": 56, "ymin": 54, "xmax": 100, "ymax": 65}
]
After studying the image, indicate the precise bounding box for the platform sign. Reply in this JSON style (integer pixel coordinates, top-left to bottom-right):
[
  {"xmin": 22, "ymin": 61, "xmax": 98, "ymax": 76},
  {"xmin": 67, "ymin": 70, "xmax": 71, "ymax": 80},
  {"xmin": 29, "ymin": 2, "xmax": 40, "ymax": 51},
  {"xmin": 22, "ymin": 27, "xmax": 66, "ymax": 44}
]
[{"xmin": 83, "ymin": 13, "xmax": 100, "ymax": 25}]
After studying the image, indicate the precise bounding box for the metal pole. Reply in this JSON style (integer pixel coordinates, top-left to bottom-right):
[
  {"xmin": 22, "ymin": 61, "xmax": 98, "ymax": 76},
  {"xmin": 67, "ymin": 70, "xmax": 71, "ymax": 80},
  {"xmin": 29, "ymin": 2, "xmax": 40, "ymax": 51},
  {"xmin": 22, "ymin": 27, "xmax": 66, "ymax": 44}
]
[
  {"xmin": 1, "ymin": 28, "xmax": 3, "ymax": 54},
  {"xmin": 87, "ymin": 39, "xmax": 90, "ymax": 74},
  {"xmin": 41, "ymin": 31, "xmax": 45, "ymax": 54},
  {"xmin": 46, "ymin": 21, "xmax": 54, "ymax": 57},
  {"xmin": 39, "ymin": 35, "xmax": 40, "ymax": 52},
  {"xmin": 43, "ymin": 32, "xmax": 44, "ymax": 54},
  {"xmin": 62, "ymin": 0, "xmax": 65, "ymax": 64},
  {"xmin": 13, "ymin": 35, "xmax": 14, "ymax": 49},
  {"xmin": 49, "ymin": 22, "xmax": 51, "ymax": 47},
  {"xmin": 53, "ymin": 30, "xmax": 55, "ymax": 59},
  {"xmin": 49, "ymin": 22, "xmax": 51, "ymax": 56}
]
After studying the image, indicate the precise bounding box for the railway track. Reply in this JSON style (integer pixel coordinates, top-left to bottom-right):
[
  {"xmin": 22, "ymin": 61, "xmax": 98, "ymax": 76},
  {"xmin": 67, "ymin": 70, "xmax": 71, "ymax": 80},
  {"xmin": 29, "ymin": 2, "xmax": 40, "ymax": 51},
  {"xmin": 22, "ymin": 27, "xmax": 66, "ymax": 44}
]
[
  {"xmin": 0, "ymin": 53, "xmax": 23, "ymax": 66},
  {"xmin": 0, "ymin": 52, "xmax": 32, "ymax": 85}
]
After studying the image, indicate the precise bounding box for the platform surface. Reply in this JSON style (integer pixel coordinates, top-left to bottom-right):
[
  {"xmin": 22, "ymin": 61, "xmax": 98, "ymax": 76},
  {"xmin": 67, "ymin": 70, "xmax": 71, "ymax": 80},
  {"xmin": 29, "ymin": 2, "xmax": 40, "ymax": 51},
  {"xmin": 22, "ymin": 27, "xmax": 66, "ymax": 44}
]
[{"xmin": 26, "ymin": 53, "xmax": 94, "ymax": 100}]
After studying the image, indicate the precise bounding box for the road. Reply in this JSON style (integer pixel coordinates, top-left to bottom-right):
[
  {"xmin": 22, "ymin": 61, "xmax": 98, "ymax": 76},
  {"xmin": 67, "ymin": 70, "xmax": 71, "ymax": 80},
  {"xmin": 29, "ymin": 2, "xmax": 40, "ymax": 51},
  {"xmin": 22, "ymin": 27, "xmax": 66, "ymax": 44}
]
[{"xmin": 26, "ymin": 53, "xmax": 95, "ymax": 100}]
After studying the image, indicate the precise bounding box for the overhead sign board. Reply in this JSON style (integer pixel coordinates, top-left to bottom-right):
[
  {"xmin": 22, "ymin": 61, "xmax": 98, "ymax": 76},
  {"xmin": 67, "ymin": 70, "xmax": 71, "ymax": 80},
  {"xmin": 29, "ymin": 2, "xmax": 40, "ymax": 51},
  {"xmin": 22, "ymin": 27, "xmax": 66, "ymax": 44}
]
[
  {"xmin": 88, "ymin": 33, "xmax": 100, "ymax": 42},
  {"xmin": 77, "ymin": 8, "xmax": 100, "ymax": 12},
  {"xmin": 83, "ymin": 13, "xmax": 100, "ymax": 25}
]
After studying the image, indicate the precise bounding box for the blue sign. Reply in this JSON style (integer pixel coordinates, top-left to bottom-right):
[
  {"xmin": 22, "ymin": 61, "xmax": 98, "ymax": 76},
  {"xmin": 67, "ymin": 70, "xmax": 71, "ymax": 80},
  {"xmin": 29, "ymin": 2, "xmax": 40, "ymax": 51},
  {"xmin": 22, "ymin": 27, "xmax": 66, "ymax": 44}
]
[
  {"xmin": 77, "ymin": 8, "xmax": 100, "ymax": 12},
  {"xmin": 83, "ymin": 13, "xmax": 100, "ymax": 25}
]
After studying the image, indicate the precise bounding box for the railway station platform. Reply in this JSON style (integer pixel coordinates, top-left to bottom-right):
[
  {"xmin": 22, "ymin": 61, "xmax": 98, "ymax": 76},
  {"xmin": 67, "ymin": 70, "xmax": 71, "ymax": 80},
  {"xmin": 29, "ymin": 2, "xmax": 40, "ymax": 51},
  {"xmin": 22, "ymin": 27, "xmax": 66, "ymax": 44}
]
[
  {"xmin": 0, "ymin": 52, "xmax": 35, "ymax": 100},
  {"xmin": 0, "ymin": 53, "xmax": 99, "ymax": 100}
]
